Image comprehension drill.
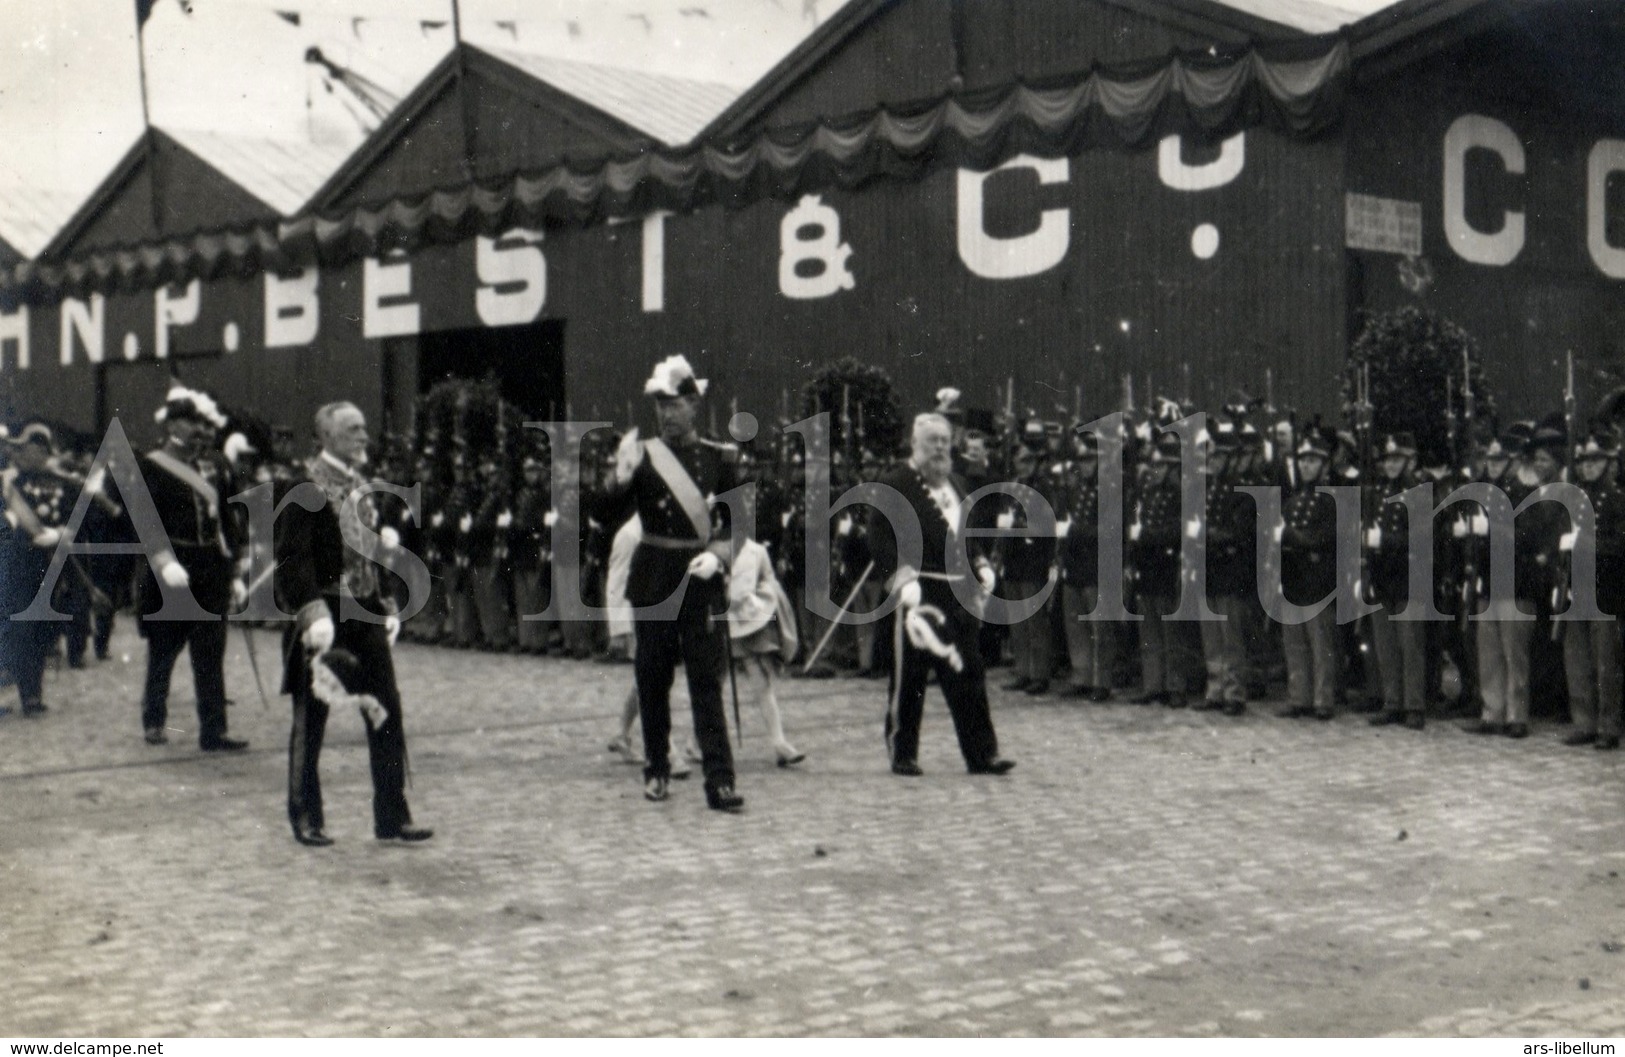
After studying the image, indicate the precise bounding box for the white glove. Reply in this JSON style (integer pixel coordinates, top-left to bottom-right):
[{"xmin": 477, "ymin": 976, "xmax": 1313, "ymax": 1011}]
[
  {"xmin": 458, "ymin": 514, "xmax": 472, "ymax": 533},
  {"xmin": 431, "ymin": 512, "xmax": 444, "ymax": 528},
  {"xmin": 614, "ymin": 427, "xmax": 641, "ymax": 486},
  {"xmin": 1184, "ymin": 517, "xmax": 1201, "ymax": 540},
  {"xmin": 32, "ymin": 527, "xmax": 62, "ymax": 549},
  {"xmin": 496, "ymin": 510, "xmax": 513, "ymax": 529},
  {"xmin": 977, "ymin": 564, "xmax": 996, "ymax": 592},
  {"xmin": 836, "ymin": 515, "xmax": 852, "ymax": 537},
  {"xmin": 898, "ymin": 580, "xmax": 922, "ymax": 609},
  {"xmin": 687, "ymin": 551, "xmax": 722, "ymax": 580},
  {"xmin": 84, "ymin": 468, "xmax": 107, "ymax": 495},
  {"xmin": 385, "ymin": 614, "xmax": 401, "ymax": 646},
  {"xmin": 996, "ymin": 510, "xmax": 1015, "ymax": 529},
  {"xmin": 303, "ymin": 616, "xmax": 335, "ymax": 654},
  {"xmin": 543, "ymin": 510, "xmax": 558, "ymax": 528},
  {"xmin": 230, "ymin": 579, "xmax": 249, "ymax": 609},
  {"xmin": 1364, "ymin": 527, "xmax": 1382, "ymax": 549},
  {"xmin": 1470, "ymin": 513, "xmax": 1489, "ymax": 536},
  {"xmin": 1451, "ymin": 517, "xmax": 1467, "ymax": 539},
  {"xmin": 160, "ymin": 560, "xmax": 190, "ymax": 589},
  {"xmin": 1056, "ymin": 518, "xmax": 1072, "ymax": 539},
  {"xmin": 1559, "ymin": 531, "xmax": 1578, "ymax": 552},
  {"xmin": 379, "ymin": 526, "xmax": 401, "ymax": 551}
]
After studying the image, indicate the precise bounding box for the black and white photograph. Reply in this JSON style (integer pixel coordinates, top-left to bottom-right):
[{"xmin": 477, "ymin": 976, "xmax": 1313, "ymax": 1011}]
[{"xmin": 3, "ymin": 0, "xmax": 1625, "ymax": 1041}]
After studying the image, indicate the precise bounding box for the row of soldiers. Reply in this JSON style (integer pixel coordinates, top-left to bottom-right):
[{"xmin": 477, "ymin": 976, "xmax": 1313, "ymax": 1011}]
[
  {"xmin": 360, "ymin": 390, "xmax": 1623, "ymax": 752},
  {"xmin": 6, "ymin": 386, "xmax": 1621, "ymax": 754}
]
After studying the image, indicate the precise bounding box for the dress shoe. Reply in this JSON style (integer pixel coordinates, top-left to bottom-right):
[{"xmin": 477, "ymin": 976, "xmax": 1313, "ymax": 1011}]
[
  {"xmin": 1596, "ymin": 735, "xmax": 1620, "ymax": 751},
  {"xmin": 606, "ymin": 735, "xmax": 643, "ymax": 764},
  {"xmin": 706, "ymin": 784, "xmax": 745, "ymax": 812},
  {"xmin": 1164, "ymin": 693, "xmax": 1188, "ymax": 709},
  {"xmin": 1461, "ymin": 719, "xmax": 1503, "ymax": 735},
  {"xmin": 1312, "ymin": 709, "xmax": 1336, "ymax": 722},
  {"xmin": 890, "ymin": 759, "xmax": 923, "ymax": 777},
  {"xmin": 1222, "ymin": 701, "xmax": 1247, "ymax": 718},
  {"xmin": 1004, "ymin": 676, "xmax": 1033, "ymax": 692},
  {"xmin": 1024, "ymin": 680, "xmax": 1051, "ymax": 695},
  {"xmin": 20, "ymin": 700, "xmax": 46, "ymax": 717},
  {"xmin": 1276, "ymin": 705, "xmax": 1311, "ymax": 719},
  {"xmin": 1088, "ymin": 687, "xmax": 1113, "ymax": 703},
  {"xmin": 1368, "ymin": 711, "xmax": 1404, "ymax": 727},
  {"xmin": 1563, "ymin": 730, "xmax": 1598, "ymax": 747},
  {"xmin": 293, "ymin": 826, "xmax": 334, "ymax": 848},
  {"xmin": 644, "ymin": 775, "xmax": 670, "ymax": 802},
  {"xmin": 774, "ymin": 745, "xmax": 806, "ymax": 767},
  {"xmin": 1403, "ymin": 712, "xmax": 1425, "ymax": 731},
  {"xmin": 967, "ymin": 757, "xmax": 1016, "ymax": 775},
  {"xmin": 1128, "ymin": 690, "xmax": 1160, "ymax": 705},
  {"xmin": 201, "ymin": 736, "xmax": 248, "ymax": 752},
  {"xmin": 1504, "ymin": 722, "xmax": 1530, "ymax": 739},
  {"xmin": 377, "ymin": 825, "xmax": 434, "ymax": 843}
]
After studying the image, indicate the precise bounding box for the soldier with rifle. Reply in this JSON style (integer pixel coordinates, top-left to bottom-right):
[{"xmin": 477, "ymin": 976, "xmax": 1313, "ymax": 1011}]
[{"xmin": 1560, "ymin": 431, "xmax": 1625, "ymax": 750}]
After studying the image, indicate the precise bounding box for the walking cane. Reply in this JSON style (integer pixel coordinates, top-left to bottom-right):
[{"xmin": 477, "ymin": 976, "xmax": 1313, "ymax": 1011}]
[{"xmin": 802, "ymin": 560, "xmax": 874, "ymax": 674}]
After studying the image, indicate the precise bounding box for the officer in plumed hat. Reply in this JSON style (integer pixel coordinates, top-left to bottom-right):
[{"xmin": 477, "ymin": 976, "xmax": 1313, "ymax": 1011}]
[
  {"xmin": 134, "ymin": 384, "xmax": 250, "ymax": 750},
  {"xmin": 600, "ymin": 355, "xmax": 745, "ymax": 812}
]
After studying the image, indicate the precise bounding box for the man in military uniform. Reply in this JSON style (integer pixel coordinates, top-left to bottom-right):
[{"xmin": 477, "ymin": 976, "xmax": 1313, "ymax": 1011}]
[
  {"xmin": 1276, "ymin": 432, "xmax": 1340, "ymax": 720},
  {"xmin": 2, "ymin": 424, "xmax": 80, "ymax": 717},
  {"xmin": 1364, "ymin": 433, "xmax": 1428, "ymax": 731},
  {"xmin": 868, "ymin": 412, "xmax": 1014, "ymax": 778},
  {"xmin": 1196, "ymin": 426, "xmax": 1252, "ymax": 717},
  {"xmin": 276, "ymin": 401, "xmax": 432, "ymax": 847},
  {"xmin": 1130, "ymin": 432, "xmax": 1195, "ymax": 707},
  {"xmin": 1057, "ymin": 428, "xmax": 1115, "ymax": 701},
  {"xmin": 599, "ymin": 355, "xmax": 744, "ymax": 812},
  {"xmin": 999, "ymin": 424, "xmax": 1059, "ymax": 695},
  {"xmin": 1561, "ymin": 432, "xmax": 1625, "ymax": 749},
  {"xmin": 510, "ymin": 455, "xmax": 556, "ymax": 654},
  {"xmin": 136, "ymin": 388, "xmax": 250, "ymax": 750},
  {"xmin": 468, "ymin": 458, "xmax": 514, "ymax": 651}
]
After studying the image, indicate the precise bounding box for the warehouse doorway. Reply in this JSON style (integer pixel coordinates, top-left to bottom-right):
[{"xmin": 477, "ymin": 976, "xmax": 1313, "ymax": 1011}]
[{"xmin": 416, "ymin": 319, "xmax": 566, "ymax": 418}]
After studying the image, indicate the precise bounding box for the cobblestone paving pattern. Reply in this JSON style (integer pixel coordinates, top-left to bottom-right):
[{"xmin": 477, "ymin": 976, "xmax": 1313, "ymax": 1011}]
[{"xmin": 2, "ymin": 626, "xmax": 1624, "ymax": 1036}]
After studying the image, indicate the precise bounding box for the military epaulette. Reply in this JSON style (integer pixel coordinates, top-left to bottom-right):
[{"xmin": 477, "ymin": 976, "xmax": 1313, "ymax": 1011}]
[{"xmin": 701, "ymin": 438, "xmax": 740, "ymax": 464}]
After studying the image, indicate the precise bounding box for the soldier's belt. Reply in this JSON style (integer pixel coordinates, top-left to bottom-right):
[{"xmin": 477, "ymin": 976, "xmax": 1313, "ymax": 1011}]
[
  {"xmin": 640, "ymin": 533, "xmax": 706, "ymax": 550},
  {"xmin": 917, "ymin": 572, "xmax": 967, "ymax": 582}
]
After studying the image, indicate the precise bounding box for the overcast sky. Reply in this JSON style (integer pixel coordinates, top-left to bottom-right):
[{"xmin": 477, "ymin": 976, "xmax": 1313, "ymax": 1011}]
[{"xmin": 0, "ymin": 0, "xmax": 1397, "ymax": 256}]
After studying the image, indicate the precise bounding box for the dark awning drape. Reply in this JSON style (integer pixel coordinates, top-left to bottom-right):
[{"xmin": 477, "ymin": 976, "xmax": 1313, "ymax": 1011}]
[{"xmin": 1, "ymin": 40, "xmax": 1348, "ymax": 303}]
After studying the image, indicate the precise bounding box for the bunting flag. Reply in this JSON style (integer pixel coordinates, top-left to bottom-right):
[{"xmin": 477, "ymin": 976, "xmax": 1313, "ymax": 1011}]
[
  {"xmin": 1, "ymin": 41, "xmax": 1350, "ymax": 302},
  {"xmin": 135, "ymin": 0, "xmax": 156, "ymax": 25},
  {"xmin": 495, "ymin": 19, "xmax": 518, "ymax": 40},
  {"xmin": 276, "ymin": 11, "xmax": 300, "ymax": 26}
]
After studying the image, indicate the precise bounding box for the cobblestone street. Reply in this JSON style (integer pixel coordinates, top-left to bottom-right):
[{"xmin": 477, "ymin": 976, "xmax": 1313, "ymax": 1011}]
[{"xmin": 3, "ymin": 623, "xmax": 1625, "ymax": 1037}]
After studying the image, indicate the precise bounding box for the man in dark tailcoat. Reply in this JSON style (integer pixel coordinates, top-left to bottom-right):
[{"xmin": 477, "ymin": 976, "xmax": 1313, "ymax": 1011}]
[
  {"xmin": 868, "ymin": 412, "xmax": 1015, "ymax": 778},
  {"xmin": 276, "ymin": 401, "xmax": 432, "ymax": 847}
]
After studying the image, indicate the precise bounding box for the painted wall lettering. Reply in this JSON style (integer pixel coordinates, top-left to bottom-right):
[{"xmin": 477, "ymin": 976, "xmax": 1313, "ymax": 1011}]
[
  {"xmin": 779, "ymin": 195, "xmax": 855, "ymax": 299},
  {"xmin": 1443, "ymin": 114, "xmax": 1526, "ymax": 266},
  {"xmin": 0, "ymin": 305, "xmax": 27, "ymax": 371},
  {"xmin": 642, "ymin": 212, "xmax": 669, "ymax": 313},
  {"xmin": 264, "ymin": 268, "xmax": 319, "ymax": 348},
  {"xmin": 475, "ymin": 229, "xmax": 547, "ymax": 327},
  {"xmin": 59, "ymin": 295, "xmax": 105, "ymax": 365},
  {"xmin": 154, "ymin": 279, "xmax": 201, "ymax": 360},
  {"xmin": 363, "ymin": 254, "xmax": 421, "ymax": 338},
  {"xmin": 1586, "ymin": 138, "xmax": 1625, "ymax": 280},
  {"xmin": 956, "ymin": 154, "xmax": 1071, "ymax": 280}
]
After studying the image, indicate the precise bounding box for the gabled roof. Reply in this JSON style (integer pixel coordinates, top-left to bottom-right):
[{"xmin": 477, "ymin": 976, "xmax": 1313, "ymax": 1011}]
[
  {"xmin": 161, "ymin": 127, "xmax": 356, "ymax": 216},
  {"xmin": 698, "ymin": 0, "xmax": 1356, "ymax": 145},
  {"xmin": 481, "ymin": 47, "xmax": 740, "ymax": 148},
  {"xmin": 1345, "ymin": 0, "xmax": 1503, "ymax": 79},
  {"xmin": 0, "ymin": 182, "xmax": 87, "ymax": 260}
]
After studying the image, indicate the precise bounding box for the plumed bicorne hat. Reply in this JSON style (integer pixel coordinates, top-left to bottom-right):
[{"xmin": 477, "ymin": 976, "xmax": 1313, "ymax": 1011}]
[{"xmin": 643, "ymin": 355, "xmax": 708, "ymax": 399}]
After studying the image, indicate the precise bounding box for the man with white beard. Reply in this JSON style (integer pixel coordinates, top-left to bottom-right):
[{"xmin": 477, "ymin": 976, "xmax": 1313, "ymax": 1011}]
[{"xmin": 867, "ymin": 413, "xmax": 1015, "ymax": 778}]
